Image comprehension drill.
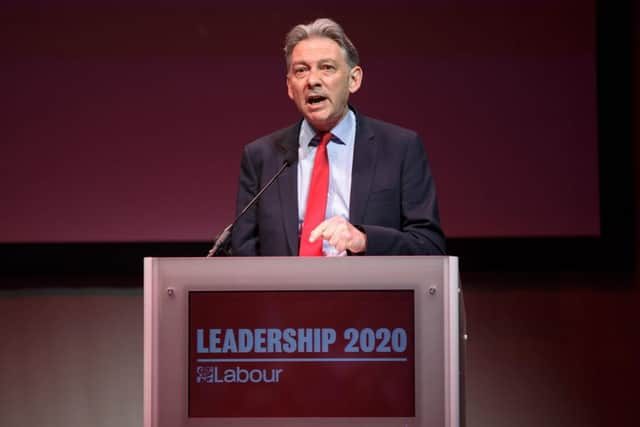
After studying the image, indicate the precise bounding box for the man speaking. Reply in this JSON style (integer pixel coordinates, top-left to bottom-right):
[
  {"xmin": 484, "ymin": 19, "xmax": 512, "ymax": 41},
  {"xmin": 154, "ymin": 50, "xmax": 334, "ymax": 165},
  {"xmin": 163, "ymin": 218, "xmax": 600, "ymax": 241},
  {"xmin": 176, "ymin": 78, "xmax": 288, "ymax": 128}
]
[{"xmin": 231, "ymin": 18, "xmax": 445, "ymax": 256}]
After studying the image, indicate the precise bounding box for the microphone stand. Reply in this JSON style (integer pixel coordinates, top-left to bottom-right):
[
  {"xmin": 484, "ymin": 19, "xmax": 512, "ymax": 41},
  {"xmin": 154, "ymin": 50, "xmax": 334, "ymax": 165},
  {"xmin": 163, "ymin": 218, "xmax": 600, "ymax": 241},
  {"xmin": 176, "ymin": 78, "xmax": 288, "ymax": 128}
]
[{"xmin": 207, "ymin": 159, "xmax": 293, "ymax": 257}]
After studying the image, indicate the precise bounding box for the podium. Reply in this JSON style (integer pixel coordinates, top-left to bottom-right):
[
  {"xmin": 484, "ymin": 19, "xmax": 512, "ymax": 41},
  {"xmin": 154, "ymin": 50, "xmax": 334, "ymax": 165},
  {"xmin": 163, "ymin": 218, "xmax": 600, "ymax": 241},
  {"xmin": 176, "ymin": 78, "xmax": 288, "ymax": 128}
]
[{"xmin": 144, "ymin": 256, "xmax": 462, "ymax": 427}]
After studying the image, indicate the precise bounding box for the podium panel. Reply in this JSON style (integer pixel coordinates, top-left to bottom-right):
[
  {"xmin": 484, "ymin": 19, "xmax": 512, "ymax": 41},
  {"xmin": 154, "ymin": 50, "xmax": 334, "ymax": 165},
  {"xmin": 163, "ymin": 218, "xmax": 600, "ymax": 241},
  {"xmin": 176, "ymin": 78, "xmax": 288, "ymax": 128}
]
[{"xmin": 144, "ymin": 256, "xmax": 460, "ymax": 427}]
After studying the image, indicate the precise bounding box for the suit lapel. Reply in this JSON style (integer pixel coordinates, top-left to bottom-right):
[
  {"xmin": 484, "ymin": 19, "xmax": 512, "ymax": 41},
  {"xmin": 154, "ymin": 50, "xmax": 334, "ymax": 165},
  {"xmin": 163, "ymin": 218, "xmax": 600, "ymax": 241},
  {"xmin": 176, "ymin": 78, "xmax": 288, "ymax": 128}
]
[
  {"xmin": 277, "ymin": 123, "xmax": 302, "ymax": 255},
  {"xmin": 276, "ymin": 113, "xmax": 375, "ymax": 253},
  {"xmin": 349, "ymin": 115, "xmax": 377, "ymax": 225}
]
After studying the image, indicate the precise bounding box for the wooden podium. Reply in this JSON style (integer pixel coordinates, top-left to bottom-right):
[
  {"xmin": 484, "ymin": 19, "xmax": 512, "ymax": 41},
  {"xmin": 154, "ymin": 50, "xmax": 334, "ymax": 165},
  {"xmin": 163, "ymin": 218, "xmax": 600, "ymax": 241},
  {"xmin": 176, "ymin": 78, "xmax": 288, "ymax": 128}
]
[{"xmin": 144, "ymin": 256, "xmax": 462, "ymax": 427}]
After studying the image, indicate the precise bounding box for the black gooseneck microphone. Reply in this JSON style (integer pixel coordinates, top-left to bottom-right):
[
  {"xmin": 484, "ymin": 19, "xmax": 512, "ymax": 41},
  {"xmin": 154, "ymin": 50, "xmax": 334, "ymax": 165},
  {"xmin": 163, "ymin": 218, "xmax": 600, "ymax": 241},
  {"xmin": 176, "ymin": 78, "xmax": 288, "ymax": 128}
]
[{"xmin": 206, "ymin": 148, "xmax": 298, "ymax": 257}]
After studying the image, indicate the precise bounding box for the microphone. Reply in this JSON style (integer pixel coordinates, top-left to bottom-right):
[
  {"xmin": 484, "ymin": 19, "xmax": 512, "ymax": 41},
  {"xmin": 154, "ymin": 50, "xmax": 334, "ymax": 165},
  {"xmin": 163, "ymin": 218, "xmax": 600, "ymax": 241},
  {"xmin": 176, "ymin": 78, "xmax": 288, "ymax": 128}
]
[{"xmin": 206, "ymin": 147, "xmax": 298, "ymax": 257}]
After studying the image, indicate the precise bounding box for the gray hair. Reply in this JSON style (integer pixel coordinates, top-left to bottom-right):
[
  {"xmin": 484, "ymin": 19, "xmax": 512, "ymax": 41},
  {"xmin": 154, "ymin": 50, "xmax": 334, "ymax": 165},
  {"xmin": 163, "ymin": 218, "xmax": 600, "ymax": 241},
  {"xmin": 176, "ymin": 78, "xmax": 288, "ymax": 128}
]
[{"xmin": 284, "ymin": 18, "xmax": 360, "ymax": 69}]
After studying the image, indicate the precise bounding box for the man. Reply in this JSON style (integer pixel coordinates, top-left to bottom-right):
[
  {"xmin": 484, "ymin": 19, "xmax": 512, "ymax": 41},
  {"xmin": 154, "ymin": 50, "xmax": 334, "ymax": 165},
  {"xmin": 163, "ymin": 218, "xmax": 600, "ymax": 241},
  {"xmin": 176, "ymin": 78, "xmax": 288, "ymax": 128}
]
[{"xmin": 231, "ymin": 18, "xmax": 445, "ymax": 256}]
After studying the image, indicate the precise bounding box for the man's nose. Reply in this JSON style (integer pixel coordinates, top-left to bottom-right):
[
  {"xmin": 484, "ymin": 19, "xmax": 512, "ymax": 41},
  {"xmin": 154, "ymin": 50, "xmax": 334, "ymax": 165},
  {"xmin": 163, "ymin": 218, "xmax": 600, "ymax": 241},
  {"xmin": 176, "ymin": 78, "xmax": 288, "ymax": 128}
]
[{"xmin": 306, "ymin": 68, "xmax": 322, "ymax": 87}]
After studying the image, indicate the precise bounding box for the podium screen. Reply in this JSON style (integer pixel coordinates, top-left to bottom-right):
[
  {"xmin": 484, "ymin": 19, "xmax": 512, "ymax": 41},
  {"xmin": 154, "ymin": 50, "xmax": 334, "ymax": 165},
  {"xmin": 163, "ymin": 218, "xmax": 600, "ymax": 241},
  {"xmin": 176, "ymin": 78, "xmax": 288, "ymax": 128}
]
[{"xmin": 188, "ymin": 290, "xmax": 415, "ymax": 418}]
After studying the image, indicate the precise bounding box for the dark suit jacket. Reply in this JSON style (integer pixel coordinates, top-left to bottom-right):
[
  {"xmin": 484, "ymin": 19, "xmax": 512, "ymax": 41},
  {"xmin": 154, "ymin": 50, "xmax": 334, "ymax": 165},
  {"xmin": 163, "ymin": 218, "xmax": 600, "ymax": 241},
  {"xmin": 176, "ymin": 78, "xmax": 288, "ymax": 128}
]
[{"xmin": 231, "ymin": 110, "xmax": 446, "ymax": 256}]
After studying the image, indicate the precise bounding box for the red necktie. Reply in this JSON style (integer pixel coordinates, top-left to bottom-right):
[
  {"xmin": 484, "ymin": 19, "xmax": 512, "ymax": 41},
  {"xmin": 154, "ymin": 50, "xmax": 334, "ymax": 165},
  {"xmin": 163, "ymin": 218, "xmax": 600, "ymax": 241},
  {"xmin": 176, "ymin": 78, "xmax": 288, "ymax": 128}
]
[{"xmin": 299, "ymin": 132, "xmax": 332, "ymax": 256}]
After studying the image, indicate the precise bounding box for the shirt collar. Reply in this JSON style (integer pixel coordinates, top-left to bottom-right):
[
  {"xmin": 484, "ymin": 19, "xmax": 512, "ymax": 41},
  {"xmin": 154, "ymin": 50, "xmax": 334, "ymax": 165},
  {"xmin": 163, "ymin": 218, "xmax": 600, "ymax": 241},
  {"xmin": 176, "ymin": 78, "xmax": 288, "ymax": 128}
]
[{"xmin": 300, "ymin": 109, "xmax": 356, "ymax": 148}]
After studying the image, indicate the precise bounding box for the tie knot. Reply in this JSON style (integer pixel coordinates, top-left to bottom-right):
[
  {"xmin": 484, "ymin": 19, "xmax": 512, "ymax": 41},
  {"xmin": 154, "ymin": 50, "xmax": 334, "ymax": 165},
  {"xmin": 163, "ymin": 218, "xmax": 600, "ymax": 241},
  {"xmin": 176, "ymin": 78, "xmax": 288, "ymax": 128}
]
[{"xmin": 312, "ymin": 132, "xmax": 332, "ymax": 147}]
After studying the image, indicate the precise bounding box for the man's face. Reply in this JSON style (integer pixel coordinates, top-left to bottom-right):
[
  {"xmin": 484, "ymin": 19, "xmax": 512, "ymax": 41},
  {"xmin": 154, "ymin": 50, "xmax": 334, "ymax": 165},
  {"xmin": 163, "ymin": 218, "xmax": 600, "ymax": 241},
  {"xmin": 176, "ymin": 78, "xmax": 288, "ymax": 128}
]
[{"xmin": 287, "ymin": 37, "xmax": 363, "ymax": 132}]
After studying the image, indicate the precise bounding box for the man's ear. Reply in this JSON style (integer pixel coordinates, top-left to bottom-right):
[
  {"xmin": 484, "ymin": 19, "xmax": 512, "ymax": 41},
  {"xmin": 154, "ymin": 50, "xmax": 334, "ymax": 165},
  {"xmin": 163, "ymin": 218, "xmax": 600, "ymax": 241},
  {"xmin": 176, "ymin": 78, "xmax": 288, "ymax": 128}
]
[
  {"xmin": 286, "ymin": 76, "xmax": 294, "ymax": 100},
  {"xmin": 348, "ymin": 66, "xmax": 363, "ymax": 94}
]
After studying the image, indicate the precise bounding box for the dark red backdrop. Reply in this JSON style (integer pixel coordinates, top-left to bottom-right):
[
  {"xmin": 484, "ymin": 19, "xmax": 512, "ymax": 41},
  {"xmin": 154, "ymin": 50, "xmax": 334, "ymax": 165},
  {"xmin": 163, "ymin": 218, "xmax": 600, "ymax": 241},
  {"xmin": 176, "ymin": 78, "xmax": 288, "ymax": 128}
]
[{"xmin": 0, "ymin": 0, "xmax": 599, "ymax": 242}]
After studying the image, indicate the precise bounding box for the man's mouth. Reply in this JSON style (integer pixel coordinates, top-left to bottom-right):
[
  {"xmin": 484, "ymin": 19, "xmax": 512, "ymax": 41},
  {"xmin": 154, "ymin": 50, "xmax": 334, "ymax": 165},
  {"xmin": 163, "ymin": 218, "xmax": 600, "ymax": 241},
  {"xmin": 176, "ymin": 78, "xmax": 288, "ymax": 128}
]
[{"xmin": 306, "ymin": 95, "xmax": 327, "ymax": 105}]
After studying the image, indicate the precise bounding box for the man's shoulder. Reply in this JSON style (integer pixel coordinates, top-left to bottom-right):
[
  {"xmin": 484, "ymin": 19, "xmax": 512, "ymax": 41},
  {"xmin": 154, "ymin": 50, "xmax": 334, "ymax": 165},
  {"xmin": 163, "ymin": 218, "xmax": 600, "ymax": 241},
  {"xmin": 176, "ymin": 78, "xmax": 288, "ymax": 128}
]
[
  {"xmin": 357, "ymin": 113, "xmax": 420, "ymax": 142},
  {"xmin": 245, "ymin": 121, "xmax": 301, "ymax": 152}
]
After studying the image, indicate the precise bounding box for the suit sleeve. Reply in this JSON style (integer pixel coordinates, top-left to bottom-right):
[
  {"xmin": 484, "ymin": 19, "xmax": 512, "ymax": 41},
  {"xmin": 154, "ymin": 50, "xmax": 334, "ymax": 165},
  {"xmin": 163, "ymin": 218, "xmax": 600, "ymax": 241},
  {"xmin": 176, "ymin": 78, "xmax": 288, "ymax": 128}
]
[
  {"xmin": 230, "ymin": 145, "xmax": 260, "ymax": 256},
  {"xmin": 358, "ymin": 135, "xmax": 446, "ymax": 255}
]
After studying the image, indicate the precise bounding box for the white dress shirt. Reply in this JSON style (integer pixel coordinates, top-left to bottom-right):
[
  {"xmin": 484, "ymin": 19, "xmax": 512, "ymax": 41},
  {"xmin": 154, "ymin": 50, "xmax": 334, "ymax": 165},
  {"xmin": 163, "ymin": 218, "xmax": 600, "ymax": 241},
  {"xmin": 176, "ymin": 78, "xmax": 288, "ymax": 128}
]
[{"xmin": 297, "ymin": 110, "xmax": 356, "ymax": 256}]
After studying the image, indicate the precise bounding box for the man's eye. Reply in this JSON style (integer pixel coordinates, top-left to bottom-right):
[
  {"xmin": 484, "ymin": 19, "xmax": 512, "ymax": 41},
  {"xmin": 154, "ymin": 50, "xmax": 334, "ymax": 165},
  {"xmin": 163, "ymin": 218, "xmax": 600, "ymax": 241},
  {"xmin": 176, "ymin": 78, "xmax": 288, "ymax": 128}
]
[
  {"xmin": 321, "ymin": 64, "xmax": 335, "ymax": 71},
  {"xmin": 294, "ymin": 68, "xmax": 308, "ymax": 77}
]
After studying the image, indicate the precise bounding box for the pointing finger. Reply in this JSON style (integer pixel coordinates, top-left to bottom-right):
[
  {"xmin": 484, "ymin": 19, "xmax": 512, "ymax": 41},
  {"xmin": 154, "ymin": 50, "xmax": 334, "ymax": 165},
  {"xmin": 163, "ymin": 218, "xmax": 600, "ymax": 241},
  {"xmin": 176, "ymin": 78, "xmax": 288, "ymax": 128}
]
[{"xmin": 309, "ymin": 220, "xmax": 328, "ymax": 242}]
